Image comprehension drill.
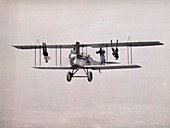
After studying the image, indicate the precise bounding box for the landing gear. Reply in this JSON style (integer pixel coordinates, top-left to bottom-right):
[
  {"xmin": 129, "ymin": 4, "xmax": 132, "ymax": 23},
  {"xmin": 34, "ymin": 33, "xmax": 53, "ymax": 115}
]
[
  {"xmin": 87, "ymin": 71, "xmax": 93, "ymax": 82},
  {"xmin": 66, "ymin": 69, "xmax": 93, "ymax": 82},
  {"xmin": 66, "ymin": 71, "xmax": 73, "ymax": 82}
]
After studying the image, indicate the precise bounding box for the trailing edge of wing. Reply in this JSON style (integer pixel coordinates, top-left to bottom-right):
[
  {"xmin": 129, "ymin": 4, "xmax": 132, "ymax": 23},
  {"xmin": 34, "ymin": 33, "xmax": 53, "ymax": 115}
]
[
  {"xmin": 33, "ymin": 66, "xmax": 73, "ymax": 70},
  {"xmin": 84, "ymin": 65, "xmax": 141, "ymax": 70}
]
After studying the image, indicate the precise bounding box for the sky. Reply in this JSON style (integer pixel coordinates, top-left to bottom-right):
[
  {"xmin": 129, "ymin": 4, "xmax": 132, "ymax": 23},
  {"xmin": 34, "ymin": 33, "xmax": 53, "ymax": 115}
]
[{"xmin": 0, "ymin": 0, "xmax": 170, "ymax": 127}]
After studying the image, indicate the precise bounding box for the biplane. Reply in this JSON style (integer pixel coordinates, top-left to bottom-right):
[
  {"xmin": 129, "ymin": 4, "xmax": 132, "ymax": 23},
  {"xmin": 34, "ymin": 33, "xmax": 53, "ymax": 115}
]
[{"xmin": 13, "ymin": 40, "xmax": 163, "ymax": 82}]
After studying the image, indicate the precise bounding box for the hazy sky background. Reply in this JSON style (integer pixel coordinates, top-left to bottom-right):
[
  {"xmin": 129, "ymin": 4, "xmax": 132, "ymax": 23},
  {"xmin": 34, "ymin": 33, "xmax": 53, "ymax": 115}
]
[{"xmin": 0, "ymin": 0, "xmax": 170, "ymax": 127}]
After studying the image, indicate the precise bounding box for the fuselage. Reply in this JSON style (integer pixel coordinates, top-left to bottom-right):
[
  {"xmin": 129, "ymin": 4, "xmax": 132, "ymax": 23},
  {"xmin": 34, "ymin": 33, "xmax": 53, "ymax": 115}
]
[{"xmin": 69, "ymin": 53, "xmax": 100, "ymax": 68}]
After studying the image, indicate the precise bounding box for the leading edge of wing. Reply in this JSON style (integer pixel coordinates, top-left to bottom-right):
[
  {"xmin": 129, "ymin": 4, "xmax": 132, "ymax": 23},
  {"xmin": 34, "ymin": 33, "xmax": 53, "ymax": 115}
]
[
  {"xmin": 12, "ymin": 44, "xmax": 76, "ymax": 49},
  {"xmin": 12, "ymin": 41, "xmax": 163, "ymax": 49},
  {"xmin": 33, "ymin": 65, "xmax": 141, "ymax": 70},
  {"xmin": 33, "ymin": 66, "xmax": 73, "ymax": 70},
  {"xmin": 84, "ymin": 64, "xmax": 141, "ymax": 70},
  {"xmin": 88, "ymin": 41, "xmax": 163, "ymax": 48}
]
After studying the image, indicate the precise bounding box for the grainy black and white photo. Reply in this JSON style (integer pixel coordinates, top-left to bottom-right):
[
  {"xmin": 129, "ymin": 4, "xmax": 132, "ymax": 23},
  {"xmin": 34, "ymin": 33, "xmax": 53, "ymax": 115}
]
[{"xmin": 0, "ymin": 0, "xmax": 170, "ymax": 127}]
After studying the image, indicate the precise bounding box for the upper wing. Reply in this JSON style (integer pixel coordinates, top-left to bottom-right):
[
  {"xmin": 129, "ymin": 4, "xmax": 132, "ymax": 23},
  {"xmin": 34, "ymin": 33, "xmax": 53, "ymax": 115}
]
[
  {"xmin": 84, "ymin": 64, "xmax": 141, "ymax": 70},
  {"xmin": 12, "ymin": 44, "xmax": 76, "ymax": 49},
  {"xmin": 12, "ymin": 41, "xmax": 163, "ymax": 50},
  {"xmin": 88, "ymin": 41, "xmax": 163, "ymax": 48}
]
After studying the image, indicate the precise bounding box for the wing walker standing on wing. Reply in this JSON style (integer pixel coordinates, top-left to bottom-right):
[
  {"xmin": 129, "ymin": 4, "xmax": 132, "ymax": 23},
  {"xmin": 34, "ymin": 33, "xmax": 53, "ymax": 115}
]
[
  {"xmin": 96, "ymin": 47, "xmax": 106, "ymax": 65},
  {"xmin": 13, "ymin": 40, "xmax": 163, "ymax": 82}
]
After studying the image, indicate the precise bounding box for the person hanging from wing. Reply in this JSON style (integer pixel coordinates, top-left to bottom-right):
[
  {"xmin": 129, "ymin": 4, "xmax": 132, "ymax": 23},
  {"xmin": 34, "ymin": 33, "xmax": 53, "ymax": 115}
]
[
  {"xmin": 42, "ymin": 42, "xmax": 50, "ymax": 63},
  {"xmin": 111, "ymin": 40, "xmax": 119, "ymax": 60},
  {"xmin": 112, "ymin": 47, "xmax": 119, "ymax": 60},
  {"xmin": 96, "ymin": 47, "xmax": 105, "ymax": 65}
]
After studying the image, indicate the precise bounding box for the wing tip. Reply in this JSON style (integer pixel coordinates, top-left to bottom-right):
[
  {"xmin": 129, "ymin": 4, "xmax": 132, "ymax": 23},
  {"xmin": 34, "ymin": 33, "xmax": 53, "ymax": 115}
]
[
  {"xmin": 12, "ymin": 45, "xmax": 24, "ymax": 49},
  {"xmin": 32, "ymin": 66, "xmax": 37, "ymax": 69},
  {"xmin": 12, "ymin": 45, "xmax": 18, "ymax": 48},
  {"xmin": 154, "ymin": 41, "xmax": 163, "ymax": 46},
  {"xmin": 134, "ymin": 65, "xmax": 141, "ymax": 68},
  {"xmin": 32, "ymin": 66, "xmax": 42, "ymax": 69},
  {"xmin": 159, "ymin": 42, "xmax": 164, "ymax": 45}
]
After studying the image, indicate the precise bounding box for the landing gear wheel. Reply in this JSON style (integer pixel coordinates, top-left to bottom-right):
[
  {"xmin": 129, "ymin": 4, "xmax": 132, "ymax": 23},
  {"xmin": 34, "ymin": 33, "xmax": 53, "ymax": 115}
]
[
  {"xmin": 66, "ymin": 71, "xmax": 72, "ymax": 82},
  {"xmin": 87, "ymin": 71, "xmax": 93, "ymax": 82}
]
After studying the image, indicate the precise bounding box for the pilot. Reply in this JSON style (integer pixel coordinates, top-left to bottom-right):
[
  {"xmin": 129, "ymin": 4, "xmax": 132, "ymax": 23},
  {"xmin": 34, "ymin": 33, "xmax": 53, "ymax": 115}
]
[
  {"xmin": 96, "ymin": 47, "xmax": 105, "ymax": 64},
  {"xmin": 72, "ymin": 47, "xmax": 76, "ymax": 54}
]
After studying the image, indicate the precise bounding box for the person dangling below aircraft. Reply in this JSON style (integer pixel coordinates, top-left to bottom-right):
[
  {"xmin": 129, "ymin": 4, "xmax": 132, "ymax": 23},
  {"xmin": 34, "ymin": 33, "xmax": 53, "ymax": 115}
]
[
  {"xmin": 42, "ymin": 42, "xmax": 50, "ymax": 63},
  {"xmin": 96, "ymin": 47, "xmax": 105, "ymax": 65}
]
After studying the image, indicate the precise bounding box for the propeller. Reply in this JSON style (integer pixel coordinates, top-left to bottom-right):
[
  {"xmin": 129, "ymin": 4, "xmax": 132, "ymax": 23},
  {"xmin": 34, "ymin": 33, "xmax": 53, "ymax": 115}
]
[{"xmin": 111, "ymin": 40, "xmax": 119, "ymax": 60}]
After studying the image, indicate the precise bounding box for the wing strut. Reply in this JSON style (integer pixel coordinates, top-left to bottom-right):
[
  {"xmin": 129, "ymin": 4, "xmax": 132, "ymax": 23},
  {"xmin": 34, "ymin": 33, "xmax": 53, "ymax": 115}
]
[
  {"xmin": 37, "ymin": 40, "xmax": 41, "ymax": 66},
  {"xmin": 34, "ymin": 46, "xmax": 36, "ymax": 66},
  {"xmin": 127, "ymin": 43, "xmax": 133, "ymax": 64},
  {"xmin": 127, "ymin": 43, "xmax": 129, "ymax": 64},
  {"xmin": 106, "ymin": 45, "xmax": 108, "ymax": 65},
  {"xmin": 60, "ymin": 46, "xmax": 62, "ymax": 66},
  {"xmin": 130, "ymin": 44, "xmax": 133, "ymax": 64},
  {"xmin": 55, "ymin": 45, "xmax": 57, "ymax": 66},
  {"xmin": 39, "ymin": 48, "xmax": 41, "ymax": 66},
  {"xmin": 86, "ymin": 46, "xmax": 87, "ymax": 55}
]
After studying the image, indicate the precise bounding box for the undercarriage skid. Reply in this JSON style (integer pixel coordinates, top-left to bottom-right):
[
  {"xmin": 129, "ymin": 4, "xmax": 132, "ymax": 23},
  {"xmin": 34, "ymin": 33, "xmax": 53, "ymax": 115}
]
[{"xmin": 66, "ymin": 68, "xmax": 93, "ymax": 82}]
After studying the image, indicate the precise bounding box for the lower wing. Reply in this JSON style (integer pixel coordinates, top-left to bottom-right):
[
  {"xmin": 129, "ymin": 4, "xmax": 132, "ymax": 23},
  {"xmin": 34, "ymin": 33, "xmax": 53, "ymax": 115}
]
[
  {"xmin": 33, "ymin": 64, "xmax": 141, "ymax": 70},
  {"xmin": 33, "ymin": 66, "xmax": 73, "ymax": 70},
  {"xmin": 84, "ymin": 65, "xmax": 141, "ymax": 70}
]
